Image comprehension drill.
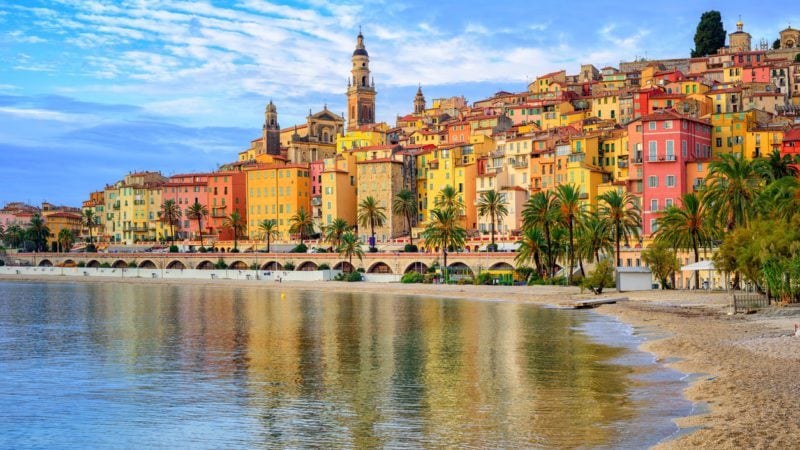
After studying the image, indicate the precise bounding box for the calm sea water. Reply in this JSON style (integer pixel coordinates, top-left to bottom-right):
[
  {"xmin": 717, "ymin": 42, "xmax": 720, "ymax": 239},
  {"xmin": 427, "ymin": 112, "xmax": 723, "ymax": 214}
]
[{"xmin": 0, "ymin": 282, "xmax": 691, "ymax": 449}]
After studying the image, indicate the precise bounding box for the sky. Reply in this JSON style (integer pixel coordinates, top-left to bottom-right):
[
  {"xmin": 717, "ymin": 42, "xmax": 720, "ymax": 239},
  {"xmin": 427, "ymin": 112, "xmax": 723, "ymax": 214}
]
[{"xmin": 1, "ymin": 0, "xmax": 797, "ymax": 206}]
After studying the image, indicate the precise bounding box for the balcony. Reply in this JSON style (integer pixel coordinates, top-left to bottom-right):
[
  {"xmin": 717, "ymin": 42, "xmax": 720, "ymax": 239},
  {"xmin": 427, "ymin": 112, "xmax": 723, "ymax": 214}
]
[
  {"xmin": 211, "ymin": 207, "xmax": 227, "ymax": 218},
  {"xmin": 647, "ymin": 154, "xmax": 676, "ymax": 163},
  {"xmin": 568, "ymin": 153, "xmax": 585, "ymax": 164},
  {"xmin": 511, "ymin": 159, "xmax": 529, "ymax": 168},
  {"xmin": 311, "ymin": 197, "xmax": 322, "ymax": 206},
  {"xmin": 618, "ymin": 160, "xmax": 628, "ymax": 168},
  {"xmin": 632, "ymin": 156, "xmax": 643, "ymax": 164}
]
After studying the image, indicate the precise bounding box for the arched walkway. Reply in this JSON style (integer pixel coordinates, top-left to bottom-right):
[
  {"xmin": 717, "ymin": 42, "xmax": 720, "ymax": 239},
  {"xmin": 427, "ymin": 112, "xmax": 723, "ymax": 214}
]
[
  {"xmin": 403, "ymin": 262, "xmax": 428, "ymax": 274},
  {"xmin": 166, "ymin": 260, "xmax": 186, "ymax": 270},
  {"xmin": 229, "ymin": 261, "xmax": 248, "ymax": 270},
  {"xmin": 196, "ymin": 260, "xmax": 214, "ymax": 270},
  {"xmin": 138, "ymin": 260, "xmax": 157, "ymax": 269},
  {"xmin": 38, "ymin": 259, "xmax": 53, "ymax": 267},
  {"xmin": 112, "ymin": 260, "xmax": 128, "ymax": 269},
  {"xmin": 368, "ymin": 262, "xmax": 392, "ymax": 274},
  {"xmin": 297, "ymin": 261, "xmax": 318, "ymax": 271},
  {"xmin": 86, "ymin": 260, "xmax": 100, "ymax": 268},
  {"xmin": 261, "ymin": 261, "xmax": 282, "ymax": 270},
  {"xmin": 333, "ymin": 261, "xmax": 354, "ymax": 273},
  {"xmin": 489, "ymin": 262, "xmax": 514, "ymax": 271}
]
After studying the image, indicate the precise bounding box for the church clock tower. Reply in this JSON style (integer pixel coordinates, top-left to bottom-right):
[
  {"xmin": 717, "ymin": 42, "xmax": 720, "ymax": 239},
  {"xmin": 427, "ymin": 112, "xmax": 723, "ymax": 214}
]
[{"xmin": 347, "ymin": 31, "xmax": 376, "ymax": 131}]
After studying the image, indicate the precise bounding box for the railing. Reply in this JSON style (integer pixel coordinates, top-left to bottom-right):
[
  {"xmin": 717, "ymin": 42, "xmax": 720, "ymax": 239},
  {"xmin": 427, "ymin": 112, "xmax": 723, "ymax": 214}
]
[
  {"xmin": 512, "ymin": 159, "xmax": 528, "ymax": 168},
  {"xmin": 732, "ymin": 293, "xmax": 770, "ymax": 313},
  {"xmin": 632, "ymin": 157, "xmax": 643, "ymax": 164},
  {"xmin": 618, "ymin": 160, "xmax": 628, "ymax": 168}
]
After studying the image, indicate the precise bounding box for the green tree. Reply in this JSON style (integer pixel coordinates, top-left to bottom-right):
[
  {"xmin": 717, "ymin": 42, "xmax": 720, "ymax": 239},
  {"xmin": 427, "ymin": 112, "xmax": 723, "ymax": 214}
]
[
  {"xmin": 522, "ymin": 190, "xmax": 562, "ymax": 277},
  {"xmin": 691, "ymin": 11, "xmax": 725, "ymax": 57},
  {"xmin": 476, "ymin": 190, "xmax": 509, "ymax": 249},
  {"xmin": 434, "ymin": 185, "xmax": 465, "ymax": 213},
  {"xmin": 581, "ymin": 259, "xmax": 614, "ymax": 295},
  {"xmin": 337, "ymin": 231, "xmax": 363, "ymax": 271},
  {"xmin": 392, "ymin": 189, "xmax": 418, "ymax": 247},
  {"xmin": 158, "ymin": 200, "xmax": 182, "ymax": 244},
  {"xmin": 772, "ymin": 38, "xmax": 781, "ymax": 50},
  {"xmin": 27, "ymin": 214, "xmax": 51, "ymax": 252},
  {"xmin": 185, "ymin": 201, "xmax": 208, "ymax": 248},
  {"xmin": 4, "ymin": 225, "xmax": 23, "ymax": 249},
  {"xmin": 597, "ymin": 190, "xmax": 641, "ymax": 277},
  {"xmin": 421, "ymin": 207, "xmax": 466, "ymax": 283},
  {"xmin": 515, "ymin": 226, "xmax": 545, "ymax": 278},
  {"xmin": 642, "ymin": 242, "xmax": 679, "ymax": 289},
  {"xmin": 0, "ymin": 224, "xmax": 4, "ymax": 247},
  {"xmin": 576, "ymin": 211, "xmax": 614, "ymax": 273},
  {"xmin": 357, "ymin": 196, "xmax": 387, "ymax": 251},
  {"xmin": 289, "ymin": 208, "xmax": 315, "ymax": 245},
  {"xmin": 763, "ymin": 149, "xmax": 799, "ymax": 181},
  {"xmin": 323, "ymin": 218, "xmax": 350, "ymax": 250},
  {"xmin": 57, "ymin": 228, "xmax": 76, "ymax": 253},
  {"xmin": 654, "ymin": 192, "xmax": 715, "ymax": 289},
  {"xmin": 555, "ymin": 184, "xmax": 585, "ymax": 283},
  {"xmin": 703, "ymin": 153, "xmax": 766, "ymax": 231},
  {"xmin": 222, "ymin": 210, "xmax": 246, "ymax": 251},
  {"xmin": 258, "ymin": 219, "xmax": 279, "ymax": 253},
  {"xmin": 81, "ymin": 209, "xmax": 98, "ymax": 245},
  {"xmin": 759, "ymin": 176, "xmax": 800, "ymax": 222}
]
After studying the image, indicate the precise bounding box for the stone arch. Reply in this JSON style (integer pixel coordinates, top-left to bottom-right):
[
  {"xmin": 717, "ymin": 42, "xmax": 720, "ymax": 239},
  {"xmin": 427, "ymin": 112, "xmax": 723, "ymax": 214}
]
[
  {"xmin": 367, "ymin": 262, "xmax": 393, "ymax": 274},
  {"xmin": 62, "ymin": 259, "xmax": 76, "ymax": 267},
  {"xmin": 38, "ymin": 259, "xmax": 53, "ymax": 267},
  {"xmin": 261, "ymin": 261, "xmax": 282, "ymax": 270},
  {"xmin": 333, "ymin": 261, "xmax": 354, "ymax": 272},
  {"xmin": 112, "ymin": 260, "xmax": 128, "ymax": 269},
  {"xmin": 86, "ymin": 260, "xmax": 101, "ymax": 268},
  {"xmin": 297, "ymin": 261, "xmax": 318, "ymax": 271},
  {"xmin": 229, "ymin": 261, "xmax": 248, "ymax": 270},
  {"xmin": 447, "ymin": 262, "xmax": 474, "ymax": 278},
  {"xmin": 166, "ymin": 260, "xmax": 186, "ymax": 270},
  {"xmin": 138, "ymin": 260, "xmax": 157, "ymax": 269},
  {"xmin": 489, "ymin": 262, "xmax": 514, "ymax": 271},
  {"xmin": 196, "ymin": 260, "xmax": 215, "ymax": 270},
  {"xmin": 404, "ymin": 262, "xmax": 428, "ymax": 274}
]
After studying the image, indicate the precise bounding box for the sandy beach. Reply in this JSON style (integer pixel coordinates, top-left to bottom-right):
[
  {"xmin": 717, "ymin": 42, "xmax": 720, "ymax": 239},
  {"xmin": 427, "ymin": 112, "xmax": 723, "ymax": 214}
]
[{"xmin": 1, "ymin": 274, "xmax": 798, "ymax": 448}]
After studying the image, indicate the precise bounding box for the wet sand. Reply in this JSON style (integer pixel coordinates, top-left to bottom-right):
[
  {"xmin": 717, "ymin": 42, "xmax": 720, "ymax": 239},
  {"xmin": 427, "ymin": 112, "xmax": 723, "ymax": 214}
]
[{"xmin": 2, "ymin": 275, "xmax": 798, "ymax": 448}]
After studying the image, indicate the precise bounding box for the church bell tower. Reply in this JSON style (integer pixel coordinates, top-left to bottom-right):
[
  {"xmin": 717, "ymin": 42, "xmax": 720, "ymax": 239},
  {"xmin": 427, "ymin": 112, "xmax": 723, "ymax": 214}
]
[
  {"xmin": 346, "ymin": 30, "xmax": 376, "ymax": 131},
  {"xmin": 262, "ymin": 99, "xmax": 280, "ymax": 155}
]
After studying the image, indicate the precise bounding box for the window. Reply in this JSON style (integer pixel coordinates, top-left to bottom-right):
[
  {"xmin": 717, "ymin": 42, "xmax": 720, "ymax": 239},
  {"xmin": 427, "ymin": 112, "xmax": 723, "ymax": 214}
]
[
  {"xmin": 666, "ymin": 175, "xmax": 676, "ymax": 187},
  {"xmin": 682, "ymin": 140, "xmax": 687, "ymax": 158},
  {"xmin": 651, "ymin": 199, "xmax": 658, "ymax": 211},
  {"xmin": 648, "ymin": 141, "xmax": 657, "ymax": 161},
  {"xmin": 664, "ymin": 120, "xmax": 672, "ymax": 129},
  {"xmin": 648, "ymin": 175, "xmax": 658, "ymax": 187},
  {"xmin": 650, "ymin": 219, "xmax": 658, "ymax": 233},
  {"xmin": 666, "ymin": 140, "xmax": 675, "ymax": 160},
  {"xmin": 665, "ymin": 198, "xmax": 673, "ymax": 209},
  {"xmin": 716, "ymin": 138, "xmax": 722, "ymax": 147},
  {"xmin": 648, "ymin": 122, "xmax": 656, "ymax": 130}
]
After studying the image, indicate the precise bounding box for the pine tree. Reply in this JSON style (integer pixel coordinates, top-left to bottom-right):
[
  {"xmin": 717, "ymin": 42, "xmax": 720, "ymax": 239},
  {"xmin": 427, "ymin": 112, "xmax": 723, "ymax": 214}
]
[{"xmin": 691, "ymin": 11, "xmax": 725, "ymax": 57}]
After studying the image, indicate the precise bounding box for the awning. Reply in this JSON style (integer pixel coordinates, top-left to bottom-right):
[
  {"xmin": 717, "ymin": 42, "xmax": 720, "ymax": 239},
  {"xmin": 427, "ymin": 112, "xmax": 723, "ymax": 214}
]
[{"xmin": 681, "ymin": 260, "xmax": 715, "ymax": 271}]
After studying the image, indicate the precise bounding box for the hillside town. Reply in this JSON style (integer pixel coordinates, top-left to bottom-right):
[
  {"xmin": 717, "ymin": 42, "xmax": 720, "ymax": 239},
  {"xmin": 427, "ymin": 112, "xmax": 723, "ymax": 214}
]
[{"xmin": 3, "ymin": 18, "xmax": 800, "ymax": 285}]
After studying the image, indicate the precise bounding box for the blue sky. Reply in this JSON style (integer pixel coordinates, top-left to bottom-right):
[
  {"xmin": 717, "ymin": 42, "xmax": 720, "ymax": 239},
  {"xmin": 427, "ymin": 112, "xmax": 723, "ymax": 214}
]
[{"xmin": 1, "ymin": 0, "xmax": 797, "ymax": 205}]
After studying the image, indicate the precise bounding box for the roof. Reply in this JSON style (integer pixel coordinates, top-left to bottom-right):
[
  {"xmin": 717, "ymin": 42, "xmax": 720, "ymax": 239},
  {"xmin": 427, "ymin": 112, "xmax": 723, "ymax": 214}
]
[{"xmin": 784, "ymin": 127, "xmax": 800, "ymax": 142}]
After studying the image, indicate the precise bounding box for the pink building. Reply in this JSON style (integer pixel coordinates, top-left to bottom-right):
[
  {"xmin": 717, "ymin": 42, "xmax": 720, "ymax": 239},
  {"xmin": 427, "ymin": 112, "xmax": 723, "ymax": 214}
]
[
  {"xmin": 637, "ymin": 111, "xmax": 712, "ymax": 236},
  {"xmin": 162, "ymin": 173, "xmax": 210, "ymax": 240},
  {"xmin": 741, "ymin": 65, "xmax": 771, "ymax": 84}
]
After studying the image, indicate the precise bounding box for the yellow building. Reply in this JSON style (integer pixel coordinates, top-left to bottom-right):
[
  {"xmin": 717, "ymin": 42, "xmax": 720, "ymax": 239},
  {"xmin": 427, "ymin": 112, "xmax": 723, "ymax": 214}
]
[
  {"xmin": 320, "ymin": 154, "xmax": 358, "ymax": 227},
  {"xmin": 42, "ymin": 211, "xmax": 82, "ymax": 251},
  {"xmin": 423, "ymin": 144, "xmax": 477, "ymax": 230},
  {"xmin": 103, "ymin": 171, "xmax": 168, "ymax": 244},
  {"xmin": 337, "ymin": 123, "xmax": 389, "ymax": 153},
  {"xmin": 81, "ymin": 191, "xmax": 105, "ymax": 241},
  {"xmin": 591, "ymin": 92, "xmax": 622, "ymax": 123},
  {"xmin": 743, "ymin": 123, "xmax": 788, "ymax": 159},
  {"xmin": 246, "ymin": 163, "xmax": 312, "ymax": 241},
  {"xmin": 710, "ymin": 111, "xmax": 755, "ymax": 157},
  {"xmin": 356, "ymin": 153, "xmax": 414, "ymax": 241}
]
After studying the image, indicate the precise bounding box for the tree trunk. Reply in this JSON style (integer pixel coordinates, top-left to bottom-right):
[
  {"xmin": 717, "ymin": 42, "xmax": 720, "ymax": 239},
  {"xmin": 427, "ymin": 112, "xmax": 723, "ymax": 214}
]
[
  {"xmin": 615, "ymin": 222, "xmax": 621, "ymax": 292},
  {"xmin": 544, "ymin": 222, "xmax": 552, "ymax": 278},
  {"xmin": 490, "ymin": 213, "xmax": 495, "ymax": 248},
  {"xmin": 407, "ymin": 213, "xmax": 413, "ymax": 247},
  {"xmin": 443, "ymin": 249, "xmax": 448, "ymax": 283},
  {"xmin": 567, "ymin": 218, "xmax": 574, "ymax": 284},
  {"xmin": 579, "ymin": 256, "xmax": 585, "ymax": 277},
  {"xmin": 371, "ymin": 221, "xmax": 375, "ymax": 251},
  {"xmin": 692, "ymin": 234, "xmax": 700, "ymax": 290},
  {"xmin": 197, "ymin": 218, "xmax": 204, "ymax": 248},
  {"xmin": 266, "ymin": 235, "xmax": 270, "ymax": 253}
]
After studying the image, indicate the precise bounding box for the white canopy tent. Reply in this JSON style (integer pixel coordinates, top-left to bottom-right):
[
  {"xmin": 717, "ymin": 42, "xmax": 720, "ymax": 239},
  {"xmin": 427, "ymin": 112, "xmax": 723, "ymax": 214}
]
[{"xmin": 680, "ymin": 260, "xmax": 721, "ymax": 290}]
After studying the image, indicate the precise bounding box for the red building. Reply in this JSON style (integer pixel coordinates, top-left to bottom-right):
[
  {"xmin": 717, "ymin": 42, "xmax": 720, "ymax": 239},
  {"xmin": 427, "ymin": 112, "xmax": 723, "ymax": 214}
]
[
  {"xmin": 782, "ymin": 126, "xmax": 800, "ymax": 157},
  {"xmin": 207, "ymin": 170, "xmax": 247, "ymax": 241},
  {"xmin": 633, "ymin": 87, "xmax": 662, "ymax": 120},
  {"xmin": 636, "ymin": 111, "xmax": 712, "ymax": 236},
  {"xmin": 162, "ymin": 173, "xmax": 210, "ymax": 239}
]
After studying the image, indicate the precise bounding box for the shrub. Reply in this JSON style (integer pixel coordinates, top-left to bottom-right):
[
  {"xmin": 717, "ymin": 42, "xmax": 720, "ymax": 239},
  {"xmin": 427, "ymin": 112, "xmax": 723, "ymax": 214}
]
[
  {"xmin": 85, "ymin": 244, "xmax": 97, "ymax": 253},
  {"xmin": 230, "ymin": 248, "xmax": 240, "ymax": 253},
  {"xmin": 318, "ymin": 263, "xmax": 331, "ymax": 270},
  {"xmin": 581, "ymin": 259, "xmax": 615, "ymax": 295},
  {"xmin": 346, "ymin": 271, "xmax": 363, "ymax": 282},
  {"xmin": 423, "ymin": 273, "xmax": 436, "ymax": 284},
  {"xmin": 283, "ymin": 261, "xmax": 296, "ymax": 270},
  {"xmin": 249, "ymin": 263, "xmax": 259, "ymax": 270},
  {"xmin": 404, "ymin": 244, "xmax": 418, "ymax": 253},
  {"xmin": 169, "ymin": 245, "xmax": 179, "ymax": 253},
  {"xmin": 400, "ymin": 272, "xmax": 424, "ymax": 283},
  {"xmin": 77, "ymin": 262, "xmax": 86, "ymax": 267},
  {"xmin": 198, "ymin": 247, "xmax": 207, "ymax": 253},
  {"xmin": 214, "ymin": 258, "xmax": 228, "ymax": 270},
  {"xmin": 368, "ymin": 247, "xmax": 378, "ymax": 253},
  {"xmin": 357, "ymin": 267, "xmax": 365, "ymax": 273},
  {"xmin": 486, "ymin": 243, "xmax": 498, "ymax": 252},
  {"xmin": 475, "ymin": 272, "xmax": 493, "ymax": 285},
  {"xmin": 457, "ymin": 277, "xmax": 474, "ymax": 285},
  {"xmin": 516, "ymin": 266, "xmax": 534, "ymax": 281},
  {"xmin": 99, "ymin": 262, "xmax": 111, "ymax": 268},
  {"xmin": 290, "ymin": 243, "xmax": 308, "ymax": 253}
]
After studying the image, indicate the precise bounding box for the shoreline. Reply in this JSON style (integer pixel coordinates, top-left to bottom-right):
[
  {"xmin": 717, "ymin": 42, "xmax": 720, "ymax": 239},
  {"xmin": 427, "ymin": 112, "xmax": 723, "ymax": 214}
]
[{"xmin": 2, "ymin": 275, "xmax": 798, "ymax": 448}]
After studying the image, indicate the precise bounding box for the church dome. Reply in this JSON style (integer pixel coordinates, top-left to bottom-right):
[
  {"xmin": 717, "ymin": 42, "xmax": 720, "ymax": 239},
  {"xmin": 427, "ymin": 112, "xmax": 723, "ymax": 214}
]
[{"xmin": 353, "ymin": 48, "xmax": 368, "ymax": 57}]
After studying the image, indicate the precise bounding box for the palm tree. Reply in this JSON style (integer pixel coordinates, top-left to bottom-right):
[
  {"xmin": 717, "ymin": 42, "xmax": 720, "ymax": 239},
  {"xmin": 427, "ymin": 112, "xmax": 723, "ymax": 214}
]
[
  {"xmin": 576, "ymin": 211, "xmax": 614, "ymax": 273},
  {"xmin": 703, "ymin": 153, "xmax": 766, "ymax": 232},
  {"xmin": 515, "ymin": 226, "xmax": 545, "ymax": 278},
  {"xmin": 324, "ymin": 218, "xmax": 350, "ymax": 249},
  {"xmin": 764, "ymin": 149, "xmax": 799, "ymax": 181},
  {"xmin": 597, "ymin": 190, "xmax": 641, "ymax": 275},
  {"xmin": 759, "ymin": 176, "xmax": 800, "ymax": 222},
  {"xmin": 289, "ymin": 208, "xmax": 315, "ymax": 245},
  {"xmin": 27, "ymin": 214, "xmax": 50, "ymax": 252},
  {"xmin": 555, "ymin": 184, "xmax": 585, "ymax": 284},
  {"xmin": 522, "ymin": 191, "xmax": 561, "ymax": 277},
  {"xmin": 0, "ymin": 224, "xmax": 5, "ymax": 246},
  {"xmin": 357, "ymin": 196, "xmax": 387, "ymax": 251},
  {"xmin": 258, "ymin": 219, "xmax": 279, "ymax": 253},
  {"xmin": 392, "ymin": 189, "xmax": 418, "ymax": 247},
  {"xmin": 337, "ymin": 231, "xmax": 363, "ymax": 271},
  {"xmin": 477, "ymin": 190, "xmax": 509, "ymax": 250},
  {"xmin": 185, "ymin": 201, "xmax": 209, "ymax": 248},
  {"xmin": 57, "ymin": 228, "xmax": 75, "ymax": 253},
  {"xmin": 158, "ymin": 200, "xmax": 182, "ymax": 245},
  {"xmin": 435, "ymin": 185, "xmax": 465, "ymax": 214},
  {"xmin": 4, "ymin": 225, "xmax": 23, "ymax": 249},
  {"xmin": 421, "ymin": 207, "xmax": 466, "ymax": 283},
  {"xmin": 222, "ymin": 210, "xmax": 246, "ymax": 251},
  {"xmin": 81, "ymin": 209, "xmax": 97, "ymax": 245},
  {"xmin": 654, "ymin": 192, "xmax": 714, "ymax": 289}
]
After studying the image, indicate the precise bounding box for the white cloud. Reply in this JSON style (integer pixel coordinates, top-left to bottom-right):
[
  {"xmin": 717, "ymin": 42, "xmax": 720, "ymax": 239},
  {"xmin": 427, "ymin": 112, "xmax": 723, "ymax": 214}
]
[
  {"xmin": 8, "ymin": 30, "xmax": 47, "ymax": 43},
  {"xmin": 0, "ymin": 107, "xmax": 81, "ymax": 122}
]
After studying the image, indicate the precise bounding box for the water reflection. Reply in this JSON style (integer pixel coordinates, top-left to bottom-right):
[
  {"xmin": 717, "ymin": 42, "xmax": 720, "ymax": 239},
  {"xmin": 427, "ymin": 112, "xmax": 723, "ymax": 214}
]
[{"xmin": 0, "ymin": 282, "xmax": 684, "ymax": 448}]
